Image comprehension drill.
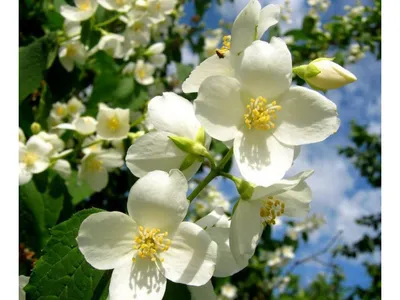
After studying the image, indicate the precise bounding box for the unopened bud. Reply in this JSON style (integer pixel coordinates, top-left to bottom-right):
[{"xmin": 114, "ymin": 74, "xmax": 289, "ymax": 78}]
[
  {"xmin": 293, "ymin": 58, "xmax": 357, "ymax": 92},
  {"xmin": 30, "ymin": 122, "xmax": 41, "ymax": 134},
  {"xmin": 169, "ymin": 135, "xmax": 209, "ymax": 158},
  {"xmin": 230, "ymin": 176, "xmax": 255, "ymax": 200}
]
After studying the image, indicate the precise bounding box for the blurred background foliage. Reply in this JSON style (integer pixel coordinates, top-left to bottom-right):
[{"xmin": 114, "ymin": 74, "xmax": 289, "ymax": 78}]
[{"xmin": 19, "ymin": 0, "xmax": 381, "ymax": 299}]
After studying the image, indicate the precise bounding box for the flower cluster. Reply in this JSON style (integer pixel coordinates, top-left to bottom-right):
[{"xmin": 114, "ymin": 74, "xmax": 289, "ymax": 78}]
[{"xmin": 19, "ymin": 1, "xmax": 358, "ymax": 299}]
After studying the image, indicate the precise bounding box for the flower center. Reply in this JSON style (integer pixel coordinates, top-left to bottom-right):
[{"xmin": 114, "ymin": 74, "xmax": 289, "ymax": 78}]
[
  {"xmin": 107, "ymin": 115, "xmax": 120, "ymax": 131},
  {"xmin": 244, "ymin": 97, "xmax": 282, "ymax": 130},
  {"xmin": 78, "ymin": 0, "xmax": 91, "ymax": 11},
  {"xmin": 66, "ymin": 44, "xmax": 77, "ymax": 57},
  {"xmin": 87, "ymin": 158, "xmax": 103, "ymax": 172},
  {"xmin": 116, "ymin": 0, "xmax": 125, "ymax": 5},
  {"xmin": 137, "ymin": 69, "xmax": 146, "ymax": 80},
  {"xmin": 260, "ymin": 197, "xmax": 285, "ymax": 226},
  {"xmin": 23, "ymin": 152, "xmax": 39, "ymax": 166},
  {"xmin": 133, "ymin": 22, "xmax": 143, "ymax": 32},
  {"xmin": 133, "ymin": 226, "xmax": 171, "ymax": 262},
  {"xmin": 216, "ymin": 35, "xmax": 231, "ymax": 58}
]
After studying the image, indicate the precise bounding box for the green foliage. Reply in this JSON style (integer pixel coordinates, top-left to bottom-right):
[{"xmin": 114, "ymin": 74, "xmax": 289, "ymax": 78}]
[
  {"xmin": 65, "ymin": 171, "xmax": 94, "ymax": 206},
  {"xmin": 25, "ymin": 208, "xmax": 108, "ymax": 300}
]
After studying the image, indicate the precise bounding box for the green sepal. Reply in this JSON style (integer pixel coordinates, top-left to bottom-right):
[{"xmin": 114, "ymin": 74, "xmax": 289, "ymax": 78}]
[
  {"xmin": 179, "ymin": 154, "xmax": 200, "ymax": 171},
  {"xmin": 195, "ymin": 127, "xmax": 206, "ymax": 145},
  {"xmin": 169, "ymin": 135, "xmax": 208, "ymax": 157},
  {"xmin": 292, "ymin": 65, "xmax": 307, "ymax": 80}
]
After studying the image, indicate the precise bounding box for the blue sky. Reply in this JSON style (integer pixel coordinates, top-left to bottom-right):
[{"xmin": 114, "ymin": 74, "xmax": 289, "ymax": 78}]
[{"xmin": 179, "ymin": 0, "xmax": 381, "ymax": 291}]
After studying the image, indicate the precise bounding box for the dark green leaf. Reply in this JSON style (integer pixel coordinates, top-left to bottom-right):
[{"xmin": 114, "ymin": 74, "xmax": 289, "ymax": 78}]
[
  {"xmin": 163, "ymin": 280, "xmax": 191, "ymax": 300},
  {"xmin": 25, "ymin": 208, "xmax": 107, "ymax": 300},
  {"xmin": 65, "ymin": 171, "xmax": 94, "ymax": 206}
]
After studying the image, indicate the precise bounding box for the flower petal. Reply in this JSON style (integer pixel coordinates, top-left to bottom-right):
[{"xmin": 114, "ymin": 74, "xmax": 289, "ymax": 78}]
[
  {"xmin": 182, "ymin": 54, "xmax": 234, "ymax": 93},
  {"xmin": 19, "ymin": 164, "xmax": 32, "ymax": 185},
  {"xmin": 236, "ymin": 39, "xmax": 292, "ymax": 99},
  {"xmin": 257, "ymin": 4, "xmax": 280, "ymax": 39},
  {"xmin": 233, "ymin": 130, "xmax": 294, "ymax": 187},
  {"xmin": 276, "ymin": 181, "xmax": 312, "ymax": 218},
  {"xmin": 207, "ymin": 227, "xmax": 247, "ymax": 277},
  {"xmin": 52, "ymin": 159, "xmax": 72, "ymax": 179},
  {"xmin": 188, "ymin": 281, "xmax": 216, "ymax": 300},
  {"xmin": 251, "ymin": 169, "xmax": 314, "ymax": 200},
  {"xmin": 127, "ymin": 170, "xmax": 189, "ymax": 232},
  {"xmin": 60, "ymin": 5, "xmax": 96, "ymax": 22},
  {"xmin": 159, "ymin": 222, "xmax": 217, "ymax": 286},
  {"xmin": 125, "ymin": 131, "xmax": 201, "ymax": 180},
  {"xmin": 195, "ymin": 76, "xmax": 244, "ymax": 142},
  {"xmin": 148, "ymin": 92, "xmax": 200, "ymax": 139},
  {"xmin": 26, "ymin": 135, "xmax": 53, "ymax": 156},
  {"xmin": 77, "ymin": 211, "xmax": 137, "ymax": 270},
  {"xmin": 195, "ymin": 207, "xmax": 225, "ymax": 229},
  {"xmin": 109, "ymin": 258, "xmax": 166, "ymax": 300},
  {"xmin": 230, "ymin": 200, "xmax": 263, "ymax": 266},
  {"xmin": 274, "ymin": 86, "xmax": 340, "ymax": 145},
  {"xmin": 230, "ymin": 0, "xmax": 261, "ymax": 55},
  {"xmin": 79, "ymin": 164, "xmax": 109, "ymax": 192},
  {"xmin": 98, "ymin": 150, "xmax": 124, "ymax": 170}
]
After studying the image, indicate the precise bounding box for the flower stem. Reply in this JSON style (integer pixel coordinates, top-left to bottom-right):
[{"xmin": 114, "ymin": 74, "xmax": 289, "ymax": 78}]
[
  {"xmin": 187, "ymin": 148, "xmax": 233, "ymax": 202},
  {"xmin": 95, "ymin": 13, "xmax": 122, "ymax": 28}
]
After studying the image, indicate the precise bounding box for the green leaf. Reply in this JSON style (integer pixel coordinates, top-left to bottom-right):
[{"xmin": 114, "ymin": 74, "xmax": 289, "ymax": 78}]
[
  {"xmin": 65, "ymin": 171, "xmax": 94, "ymax": 206},
  {"xmin": 302, "ymin": 16, "xmax": 316, "ymax": 35},
  {"xmin": 42, "ymin": 174, "xmax": 67, "ymax": 228},
  {"xmin": 19, "ymin": 34, "xmax": 58, "ymax": 103},
  {"xmin": 25, "ymin": 208, "xmax": 108, "ymax": 300},
  {"xmin": 176, "ymin": 63, "xmax": 193, "ymax": 82},
  {"xmin": 20, "ymin": 181, "xmax": 47, "ymax": 251},
  {"xmin": 163, "ymin": 281, "xmax": 191, "ymax": 300}
]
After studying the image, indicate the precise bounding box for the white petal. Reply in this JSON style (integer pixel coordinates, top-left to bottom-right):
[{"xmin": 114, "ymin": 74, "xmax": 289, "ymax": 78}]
[
  {"xmin": 60, "ymin": 5, "xmax": 96, "ymax": 22},
  {"xmin": 230, "ymin": 200, "xmax": 263, "ymax": 266},
  {"xmin": 148, "ymin": 42, "xmax": 165, "ymax": 54},
  {"xmin": 207, "ymin": 227, "xmax": 247, "ymax": 277},
  {"xmin": 19, "ymin": 275, "xmax": 29, "ymax": 300},
  {"xmin": 276, "ymin": 182, "xmax": 312, "ymax": 218},
  {"xmin": 96, "ymin": 105, "xmax": 130, "ymax": 140},
  {"xmin": 73, "ymin": 116, "xmax": 97, "ymax": 135},
  {"xmin": 274, "ymin": 86, "xmax": 340, "ymax": 145},
  {"xmin": 195, "ymin": 207, "xmax": 225, "ymax": 229},
  {"xmin": 77, "ymin": 211, "xmax": 137, "ymax": 270},
  {"xmin": 98, "ymin": 150, "xmax": 124, "ymax": 170},
  {"xmin": 149, "ymin": 54, "xmax": 166, "ymax": 68},
  {"xmin": 257, "ymin": 4, "xmax": 280, "ymax": 39},
  {"xmin": 52, "ymin": 159, "xmax": 72, "ymax": 179},
  {"xmin": 182, "ymin": 54, "xmax": 234, "ymax": 93},
  {"xmin": 26, "ymin": 135, "xmax": 53, "ymax": 156},
  {"xmin": 194, "ymin": 76, "xmax": 244, "ymax": 142},
  {"xmin": 230, "ymin": 0, "xmax": 261, "ymax": 55},
  {"xmin": 188, "ymin": 281, "xmax": 216, "ymax": 300},
  {"xmin": 79, "ymin": 165, "xmax": 109, "ymax": 192},
  {"xmin": 59, "ymin": 55, "xmax": 74, "ymax": 72},
  {"xmin": 159, "ymin": 222, "xmax": 217, "ymax": 286},
  {"xmin": 19, "ymin": 164, "xmax": 32, "ymax": 185},
  {"xmin": 148, "ymin": 92, "xmax": 200, "ymax": 139},
  {"xmin": 251, "ymin": 170, "xmax": 314, "ymax": 200},
  {"xmin": 236, "ymin": 39, "xmax": 292, "ymax": 99},
  {"xmin": 109, "ymin": 258, "xmax": 166, "ymax": 300},
  {"xmin": 30, "ymin": 157, "xmax": 50, "ymax": 174},
  {"xmin": 233, "ymin": 130, "xmax": 294, "ymax": 187},
  {"xmin": 125, "ymin": 131, "xmax": 201, "ymax": 180},
  {"xmin": 127, "ymin": 170, "xmax": 188, "ymax": 232}
]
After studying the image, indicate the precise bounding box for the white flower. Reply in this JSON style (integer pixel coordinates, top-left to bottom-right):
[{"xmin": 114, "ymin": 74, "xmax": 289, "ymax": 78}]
[
  {"xmin": 19, "ymin": 128, "xmax": 26, "ymax": 143},
  {"xmin": 19, "ymin": 136, "xmax": 53, "ymax": 185},
  {"xmin": 64, "ymin": 20, "xmax": 81, "ymax": 37},
  {"xmin": 221, "ymin": 283, "xmax": 238, "ymax": 299},
  {"xmin": 146, "ymin": 42, "xmax": 167, "ymax": 68},
  {"xmin": 50, "ymin": 102, "xmax": 69, "ymax": 120},
  {"xmin": 294, "ymin": 58, "xmax": 357, "ymax": 91},
  {"xmin": 137, "ymin": 0, "xmax": 177, "ymax": 24},
  {"xmin": 126, "ymin": 92, "xmax": 210, "ymax": 179},
  {"xmin": 52, "ymin": 159, "xmax": 72, "ymax": 179},
  {"xmin": 98, "ymin": 0, "xmax": 132, "ymax": 12},
  {"xmin": 19, "ymin": 275, "xmax": 29, "ymax": 300},
  {"xmin": 230, "ymin": 170, "xmax": 314, "ymax": 265},
  {"xmin": 134, "ymin": 59, "xmax": 155, "ymax": 85},
  {"xmin": 194, "ymin": 39, "xmax": 340, "ymax": 186},
  {"xmin": 182, "ymin": 0, "xmax": 280, "ymax": 93},
  {"xmin": 59, "ymin": 40, "xmax": 87, "ymax": 72},
  {"xmin": 96, "ymin": 103, "xmax": 130, "ymax": 140},
  {"xmin": 196, "ymin": 207, "xmax": 248, "ymax": 277},
  {"xmin": 67, "ymin": 96, "xmax": 86, "ymax": 117},
  {"xmin": 36, "ymin": 131, "xmax": 65, "ymax": 155},
  {"xmin": 78, "ymin": 149, "xmax": 124, "ymax": 191},
  {"xmin": 77, "ymin": 170, "xmax": 218, "ymax": 299},
  {"xmin": 55, "ymin": 116, "xmax": 97, "ymax": 135},
  {"xmin": 82, "ymin": 136, "xmax": 103, "ymax": 155},
  {"xmin": 60, "ymin": 0, "xmax": 98, "ymax": 22},
  {"xmin": 91, "ymin": 34, "xmax": 127, "ymax": 59},
  {"xmin": 124, "ymin": 18, "xmax": 152, "ymax": 46}
]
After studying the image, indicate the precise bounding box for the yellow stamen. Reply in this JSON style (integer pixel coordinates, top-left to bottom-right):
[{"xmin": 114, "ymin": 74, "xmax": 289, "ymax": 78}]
[
  {"xmin": 87, "ymin": 158, "xmax": 103, "ymax": 172},
  {"xmin": 132, "ymin": 226, "xmax": 171, "ymax": 263},
  {"xmin": 66, "ymin": 44, "xmax": 77, "ymax": 57},
  {"xmin": 260, "ymin": 197, "xmax": 285, "ymax": 226},
  {"xmin": 137, "ymin": 69, "xmax": 146, "ymax": 80},
  {"xmin": 23, "ymin": 152, "xmax": 38, "ymax": 166},
  {"xmin": 77, "ymin": 0, "xmax": 91, "ymax": 11},
  {"xmin": 244, "ymin": 96, "xmax": 282, "ymax": 130},
  {"xmin": 216, "ymin": 35, "xmax": 231, "ymax": 58},
  {"xmin": 107, "ymin": 115, "xmax": 120, "ymax": 131}
]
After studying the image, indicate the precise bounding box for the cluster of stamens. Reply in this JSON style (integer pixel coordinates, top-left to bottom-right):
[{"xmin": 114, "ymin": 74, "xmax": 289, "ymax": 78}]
[
  {"xmin": 107, "ymin": 115, "xmax": 120, "ymax": 131},
  {"xmin": 78, "ymin": 0, "xmax": 91, "ymax": 11},
  {"xmin": 244, "ymin": 97, "xmax": 282, "ymax": 130},
  {"xmin": 260, "ymin": 197, "xmax": 285, "ymax": 226},
  {"xmin": 87, "ymin": 158, "xmax": 104, "ymax": 172},
  {"xmin": 216, "ymin": 35, "xmax": 231, "ymax": 58},
  {"xmin": 133, "ymin": 226, "xmax": 171, "ymax": 263},
  {"xmin": 23, "ymin": 152, "xmax": 38, "ymax": 167},
  {"xmin": 66, "ymin": 44, "xmax": 77, "ymax": 57}
]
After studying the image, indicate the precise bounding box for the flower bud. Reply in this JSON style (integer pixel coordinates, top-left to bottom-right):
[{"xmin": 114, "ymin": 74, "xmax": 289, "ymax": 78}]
[
  {"xmin": 169, "ymin": 135, "xmax": 209, "ymax": 158},
  {"xmin": 30, "ymin": 122, "xmax": 41, "ymax": 134},
  {"xmin": 229, "ymin": 176, "xmax": 255, "ymax": 200},
  {"xmin": 293, "ymin": 58, "xmax": 357, "ymax": 92}
]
